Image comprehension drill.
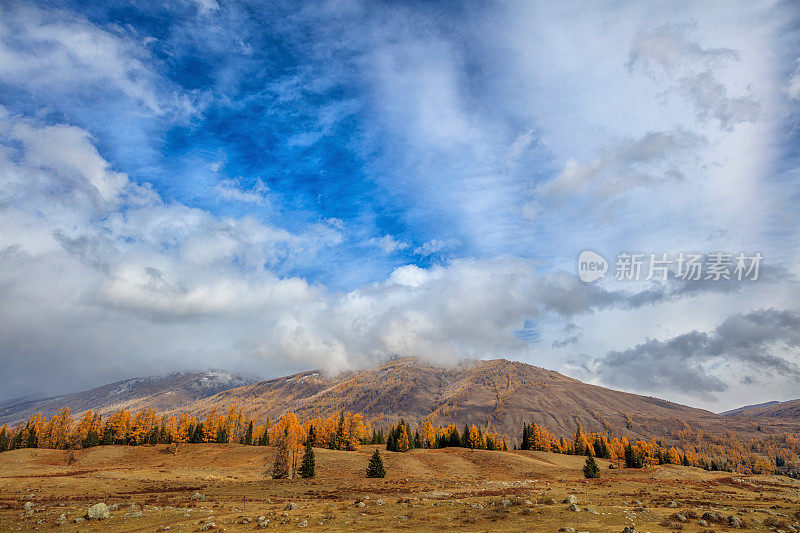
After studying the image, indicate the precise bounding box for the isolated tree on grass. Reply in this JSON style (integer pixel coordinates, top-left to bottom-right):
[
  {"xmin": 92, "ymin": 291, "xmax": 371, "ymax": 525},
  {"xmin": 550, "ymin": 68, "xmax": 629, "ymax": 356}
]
[
  {"xmin": 272, "ymin": 428, "xmax": 290, "ymax": 479},
  {"xmin": 366, "ymin": 449, "xmax": 386, "ymax": 478},
  {"xmin": 298, "ymin": 425, "xmax": 316, "ymax": 479},
  {"xmin": 583, "ymin": 454, "xmax": 600, "ymax": 478}
]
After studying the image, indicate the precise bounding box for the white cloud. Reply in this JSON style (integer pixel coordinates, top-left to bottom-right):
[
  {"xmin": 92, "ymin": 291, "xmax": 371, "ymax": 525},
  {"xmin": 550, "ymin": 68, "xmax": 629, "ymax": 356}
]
[
  {"xmin": 787, "ymin": 58, "xmax": 800, "ymax": 100},
  {"xmin": 214, "ymin": 178, "xmax": 271, "ymax": 205},
  {"xmin": 370, "ymin": 234, "xmax": 409, "ymax": 254}
]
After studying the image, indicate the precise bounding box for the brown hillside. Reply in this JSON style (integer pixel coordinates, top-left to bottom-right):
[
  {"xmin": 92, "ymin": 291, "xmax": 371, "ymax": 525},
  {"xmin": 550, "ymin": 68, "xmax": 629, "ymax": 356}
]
[{"xmin": 176, "ymin": 358, "xmax": 781, "ymax": 444}]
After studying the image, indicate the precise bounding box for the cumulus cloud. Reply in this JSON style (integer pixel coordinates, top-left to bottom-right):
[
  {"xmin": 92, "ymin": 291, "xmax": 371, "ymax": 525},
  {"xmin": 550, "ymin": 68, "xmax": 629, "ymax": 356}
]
[{"xmin": 595, "ymin": 309, "xmax": 800, "ymax": 400}]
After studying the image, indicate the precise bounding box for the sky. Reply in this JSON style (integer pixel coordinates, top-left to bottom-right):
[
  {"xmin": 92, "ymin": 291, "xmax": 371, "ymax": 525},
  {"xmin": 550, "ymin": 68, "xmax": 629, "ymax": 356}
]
[{"xmin": 0, "ymin": 0, "xmax": 799, "ymax": 412}]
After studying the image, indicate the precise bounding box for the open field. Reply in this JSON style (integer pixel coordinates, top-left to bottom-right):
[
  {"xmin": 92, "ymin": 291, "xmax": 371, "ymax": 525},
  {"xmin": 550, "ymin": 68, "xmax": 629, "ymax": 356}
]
[{"xmin": 1, "ymin": 444, "xmax": 798, "ymax": 532}]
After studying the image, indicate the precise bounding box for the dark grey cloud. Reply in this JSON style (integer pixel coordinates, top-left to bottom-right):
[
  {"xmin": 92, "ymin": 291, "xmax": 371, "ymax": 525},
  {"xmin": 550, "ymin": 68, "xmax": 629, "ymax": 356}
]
[{"xmin": 595, "ymin": 309, "xmax": 800, "ymax": 400}]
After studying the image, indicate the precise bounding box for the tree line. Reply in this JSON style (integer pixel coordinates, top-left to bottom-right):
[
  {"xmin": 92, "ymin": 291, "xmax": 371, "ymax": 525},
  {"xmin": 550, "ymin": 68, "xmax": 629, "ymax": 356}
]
[{"xmin": 519, "ymin": 422, "xmax": 800, "ymax": 477}]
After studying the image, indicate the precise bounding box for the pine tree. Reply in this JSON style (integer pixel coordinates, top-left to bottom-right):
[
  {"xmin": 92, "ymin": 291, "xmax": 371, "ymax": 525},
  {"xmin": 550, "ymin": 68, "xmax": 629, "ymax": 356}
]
[
  {"xmin": 272, "ymin": 428, "xmax": 290, "ymax": 479},
  {"xmin": 583, "ymin": 454, "xmax": 600, "ymax": 478},
  {"xmin": 366, "ymin": 449, "xmax": 386, "ymax": 478},
  {"xmin": 624, "ymin": 444, "xmax": 643, "ymax": 468},
  {"xmin": 298, "ymin": 428, "xmax": 316, "ymax": 479},
  {"xmin": 242, "ymin": 421, "xmax": 253, "ymax": 445}
]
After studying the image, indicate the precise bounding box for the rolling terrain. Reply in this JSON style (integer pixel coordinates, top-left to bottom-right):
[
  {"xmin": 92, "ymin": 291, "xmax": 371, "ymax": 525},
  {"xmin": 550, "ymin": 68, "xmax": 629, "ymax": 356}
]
[
  {"xmin": 722, "ymin": 399, "xmax": 800, "ymax": 419},
  {"xmin": 1, "ymin": 443, "xmax": 798, "ymax": 532}
]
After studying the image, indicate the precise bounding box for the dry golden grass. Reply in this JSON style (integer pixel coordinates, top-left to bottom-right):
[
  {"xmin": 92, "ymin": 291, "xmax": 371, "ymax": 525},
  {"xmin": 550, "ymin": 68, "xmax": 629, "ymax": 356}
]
[{"xmin": 1, "ymin": 444, "xmax": 798, "ymax": 532}]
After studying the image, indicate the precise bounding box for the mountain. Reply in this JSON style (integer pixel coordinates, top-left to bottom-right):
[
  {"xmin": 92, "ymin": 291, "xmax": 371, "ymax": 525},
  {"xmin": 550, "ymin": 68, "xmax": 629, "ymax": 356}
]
[
  {"xmin": 720, "ymin": 401, "xmax": 780, "ymax": 416},
  {"xmin": 722, "ymin": 399, "xmax": 800, "ymax": 419},
  {"xmin": 0, "ymin": 370, "xmax": 254, "ymax": 425},
  {"xmin": 177, "ymin": 358, "xmax": 765, "ymax": 443},
  {"xmin": 6, "ymin": 359, "xmax": 797, "ymax": 444}
]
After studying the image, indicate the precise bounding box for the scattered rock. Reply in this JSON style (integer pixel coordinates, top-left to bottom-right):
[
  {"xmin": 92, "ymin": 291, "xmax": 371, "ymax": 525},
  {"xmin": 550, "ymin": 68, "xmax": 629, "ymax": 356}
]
[
  {"xmin": 728, "ymin": 515, "xmax": 743, "ymax": 528},
  {"xmin": 198, "ymin": 522, "xmax": 216, "ymax": 530},
  {"xmin": 298, "ymin": 520, "xmax": 308, "ymax": 527},
  {"xmin": 697, "ymin": 520, "xmax": 708, "ymax": 527},
  {"xmin": 125, "ymin": 511, "xmax": 143, "ymax": 517},
  {"xmin": 568, "ymin": 504, "xmax": 580, "ymax": 512},
  {"xmin": 284, "ymin": 503, "xmax": 298, "ymax": 511},
  {"xmin": 22, "ymin": 502, "xmax": 33, "ymax": 511},
  {"xmin": 622, "ymin": 527, "xmax": 636, "ymax": 533},
  {"xmin": 471, "ymin": 503, "xmax": 483, "ymax": 509},
  {"xmin": 86, "ymin": 503, "xmax": 110, "ymax": 520},
  {"xmin": 257, "ymin": 520, "xmax": 270, "ymax": 529},
  {"xmin": 73, "ymin": 517, "xmax": 85, "ymax": 524},
  {"xmin": 190, "ymin": 492, "xmax": 205, "ymax": 501},
  {"xmin": 355, "ymin": 501, "xmax": 366, "ymax": 508},
  {"xmin": 667, "ymin": 501, "xmax": 678, "ymax": 508},
  {"xmin": 584, "ymin": 507, "xmax": 599, "ymax": 514},
  {"xmin": 563, "ymin": 495, "xmax": 578, "ymax": 505},
  {"xmin": 560, "ymin": 528, "xmax": 576, "ymax": 532},
  {"xmin": 633, "ymin": 500, "xmax": 643, "ymax": 506},
  {"xmin": 501, "ymin": 499, "xmax": 512, "ymax": 508},
  {"xmin": 375, "ymin": 499, "xmax": 384, "ymax": 505}
]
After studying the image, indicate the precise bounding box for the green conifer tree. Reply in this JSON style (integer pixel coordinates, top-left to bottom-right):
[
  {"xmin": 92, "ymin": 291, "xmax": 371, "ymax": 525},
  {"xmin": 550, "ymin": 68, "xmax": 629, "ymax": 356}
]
[
  {"xmin": 298, "ymin": 427, "xmax": 316, "ymax": 479},
  {"xmin": 366, "ymin": 448, "xmax": 386, "ymax": 478},
  {"xmin": 583, "ymin": 454, "xmax": 600, "ymax": 478}
]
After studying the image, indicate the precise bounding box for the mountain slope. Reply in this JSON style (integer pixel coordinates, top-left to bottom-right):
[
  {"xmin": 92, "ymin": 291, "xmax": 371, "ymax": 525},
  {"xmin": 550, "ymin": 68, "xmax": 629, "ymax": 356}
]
[
  {"xmin": 722, "ymin": 398, "xmax": 800, "ymax": 419},
  {"xmin": 0, "ymin": 370, "xmax": 254, "ymax": 425},
  {"xmin": 179, "ymin": 358, "xmax": 733, "ymax": 442}
]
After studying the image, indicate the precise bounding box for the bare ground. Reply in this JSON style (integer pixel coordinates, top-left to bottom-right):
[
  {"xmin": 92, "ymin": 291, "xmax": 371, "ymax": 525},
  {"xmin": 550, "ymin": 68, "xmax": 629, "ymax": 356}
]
[{"xmin": 1, "ymin": 444, "xmax": 798, "ymax": 532}]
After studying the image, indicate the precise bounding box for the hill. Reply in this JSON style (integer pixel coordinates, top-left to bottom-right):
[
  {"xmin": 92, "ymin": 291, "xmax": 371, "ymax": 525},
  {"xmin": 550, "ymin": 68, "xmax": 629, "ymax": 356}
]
[
  {"xmin": 0, "ymin": 370, "xmax": 253, "ymax": 425},
  {"xmin": 721, "ymin": 398, "xmax": 800, "ymax": 419},
  {"xmin": 177, "ymin": 358, "xmax": 761, "ymax": 443}
]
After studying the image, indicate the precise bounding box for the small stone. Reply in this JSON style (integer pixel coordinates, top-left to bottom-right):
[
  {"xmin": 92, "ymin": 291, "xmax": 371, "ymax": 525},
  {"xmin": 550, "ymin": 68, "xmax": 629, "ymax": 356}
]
[
  {"xmin": 560, "ymin": 528, "xmax": 576, "ymax": 532},
  {"xmin": 563, "ymin": 495, "xmax": 578, "ymax": 505},
  {"xmin": 568, "ymin": 503, "xmax": 580, "ymax": 512},
  {"xmin": 125, "ymin": 511, "xmax": 143, "ymax": 517},
  {"xmin": 199, "ymin": 522, "xmax": 216, "ymax": 531},
  {"xmin": 667, "ymin": 501, "xmax": 678, "ymax": 508},
  {"xmin": 298, "ymin": 520, "xmax": 308, "ymax": 527},
  {"xmin": 73, "ymin": 517, "xmax": 85, "ymax": 524},
  {"xmin": 284, "ymin": 503, "xmax": 298, "ymax": 511},
  {"xmin": 622, "ymin": 527, "xmax": 636, "ymax": 533},
  {"xmin": 257, "ymin": 520, "xmax": 270, "ymax": 528},
  {"xmin": 190, "ymin": 492, "xmax": 205, "ymax": 501},
  {"xmin": 23, "ymin": 502, "xmax": 34, "ymax": 511},
  {"xmin": 375, "ymin": 499, "xmax": 384, "ymax": 505},
  {"xmin": 697, "ymin": 520, "xmax": 708, "ymax": 527},
  {"xmin": 501, "ymin": 499, "xmax": 512, "ymax": 508}
]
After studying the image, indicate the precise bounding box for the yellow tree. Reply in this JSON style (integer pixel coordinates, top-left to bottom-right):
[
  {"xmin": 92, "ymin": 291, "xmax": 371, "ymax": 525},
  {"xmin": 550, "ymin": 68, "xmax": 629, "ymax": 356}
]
[
  {"xmin": 421, "ymin": 421, "xmax": 436, "ymax": 448},
  {"xmin": 468, "ymin": 424, "xmax": 479, "ymax": 450}
]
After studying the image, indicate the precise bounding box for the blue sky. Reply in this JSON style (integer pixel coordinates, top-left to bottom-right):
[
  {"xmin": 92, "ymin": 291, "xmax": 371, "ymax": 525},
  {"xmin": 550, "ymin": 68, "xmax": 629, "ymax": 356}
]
[{"xmin": 1, "ymin": 0, "xmax": 799, "ymax": 410}]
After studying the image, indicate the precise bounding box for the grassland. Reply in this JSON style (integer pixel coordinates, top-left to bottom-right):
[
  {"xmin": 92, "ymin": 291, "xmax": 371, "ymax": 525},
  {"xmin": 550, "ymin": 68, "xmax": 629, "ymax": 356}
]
[{"xmin": 1, "ymin": 444, "xmax": 798, "ymax": 532}]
